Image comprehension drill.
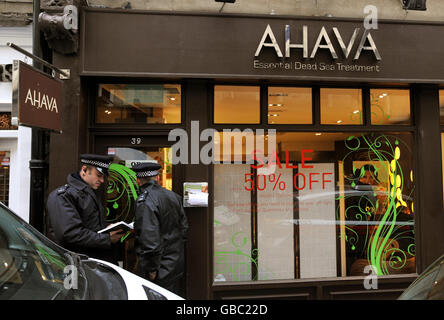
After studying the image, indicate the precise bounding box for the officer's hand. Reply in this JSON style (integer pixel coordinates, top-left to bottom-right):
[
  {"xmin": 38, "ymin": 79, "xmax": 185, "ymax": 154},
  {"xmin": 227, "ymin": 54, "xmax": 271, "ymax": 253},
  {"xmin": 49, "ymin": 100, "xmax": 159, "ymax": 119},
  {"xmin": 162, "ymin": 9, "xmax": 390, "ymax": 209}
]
[
  {"xmin": 149, "ymin": 271, "xmax": 157, "ymax": 281},
  {"xmin": 109, "ymin": 229, "xmax": 125, "ymax": 243}
]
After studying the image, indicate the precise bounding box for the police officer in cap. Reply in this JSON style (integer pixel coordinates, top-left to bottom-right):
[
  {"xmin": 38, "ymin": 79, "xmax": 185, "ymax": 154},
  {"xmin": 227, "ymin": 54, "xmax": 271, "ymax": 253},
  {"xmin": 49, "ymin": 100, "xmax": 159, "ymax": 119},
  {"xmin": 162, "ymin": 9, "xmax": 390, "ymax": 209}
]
[
  {"xmin": 132, "ymin": 162, "xmax": 188, "ymax": 295},
  {"xmin": 46, "ymin": 154, "xmax": 125, "ymax": 262}
]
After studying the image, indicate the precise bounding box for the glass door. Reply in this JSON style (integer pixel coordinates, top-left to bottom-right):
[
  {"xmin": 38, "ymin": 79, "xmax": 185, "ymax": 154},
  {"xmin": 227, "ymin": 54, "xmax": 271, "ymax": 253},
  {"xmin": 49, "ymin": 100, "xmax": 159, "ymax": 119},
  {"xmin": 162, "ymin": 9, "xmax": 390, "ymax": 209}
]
[
  {"xmin": 94, "ymin": 134, "xmax": 181, "ymax": 272},
  {"xmin": 105, "ymin": 146, "xmax": 173, "ymax": 224}
]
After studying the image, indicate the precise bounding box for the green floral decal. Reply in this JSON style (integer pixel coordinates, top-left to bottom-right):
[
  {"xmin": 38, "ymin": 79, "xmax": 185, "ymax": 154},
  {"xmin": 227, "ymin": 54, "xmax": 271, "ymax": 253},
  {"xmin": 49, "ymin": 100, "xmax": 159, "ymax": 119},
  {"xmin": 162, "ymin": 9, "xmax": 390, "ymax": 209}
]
[
  {"xmin": 340, "ymin": 133, "xmax": 415, "ymax": 275},
  {"xmin": 105, "ymin": 163, "xmax": 139, "ymax": 224}
]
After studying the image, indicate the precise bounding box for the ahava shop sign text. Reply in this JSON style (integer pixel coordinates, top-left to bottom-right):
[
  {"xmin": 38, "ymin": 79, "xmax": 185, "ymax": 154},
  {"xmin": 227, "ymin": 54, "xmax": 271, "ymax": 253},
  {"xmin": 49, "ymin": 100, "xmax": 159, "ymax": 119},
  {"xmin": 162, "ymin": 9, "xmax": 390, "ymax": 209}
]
[
  {"xmin": 12, "ymin": 60, "xmax": 62, "ymax": 132},
  {"xmin": 254, "ymin": 24, "xmax": 381, "ymax": 73}
]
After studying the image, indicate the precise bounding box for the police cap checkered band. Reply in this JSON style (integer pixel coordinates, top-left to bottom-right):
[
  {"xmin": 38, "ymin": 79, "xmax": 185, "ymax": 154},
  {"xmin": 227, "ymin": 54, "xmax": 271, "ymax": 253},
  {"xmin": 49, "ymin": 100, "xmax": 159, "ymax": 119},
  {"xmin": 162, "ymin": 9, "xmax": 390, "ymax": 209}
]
[
  {"xmin": 80, "ymin": 154, "xmax": 113, "ymax": 175},
  {"xmin": 132, "ymin": 162, "xmax": 162, "ymax": 178},
  {"xmin": 136, "ymin": 170, "xmax": 159, "ymax": 178},
  {"xmin": 80, "ymin": 159, "xmax": 111, "ymax": 169}
]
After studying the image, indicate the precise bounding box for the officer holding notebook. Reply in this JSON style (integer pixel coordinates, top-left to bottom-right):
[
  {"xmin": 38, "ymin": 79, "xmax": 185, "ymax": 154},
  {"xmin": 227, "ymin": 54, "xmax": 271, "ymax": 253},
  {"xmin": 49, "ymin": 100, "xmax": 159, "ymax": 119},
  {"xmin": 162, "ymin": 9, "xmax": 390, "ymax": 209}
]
[
  {"xmin": 46, "ymin": 154, "xmax": 125, "ymax": 262},
  {"xmin": 132, "ymin": 162, "xmax": 188, "ymax": 295}
]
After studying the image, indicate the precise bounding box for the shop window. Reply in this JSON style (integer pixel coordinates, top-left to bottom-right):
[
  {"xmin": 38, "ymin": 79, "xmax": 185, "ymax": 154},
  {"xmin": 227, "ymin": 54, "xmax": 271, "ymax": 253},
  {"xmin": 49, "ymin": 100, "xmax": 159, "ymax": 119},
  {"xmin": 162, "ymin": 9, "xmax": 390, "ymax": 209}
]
[
  {"xmin": 320, "ymin": 88, "xmax": 363, "ymax": 125},
  {"xmin": 213, "ymin": 130, "xmax": 257, "ymax": 164},
  {"xmin": 96, "ymin": 84, "xmax": 181, "ymax": 124},
  {"xmin": 267, "ymin": 87, "xmax": 312, "ymax": 124},
  {"xmin": 213, "ymin": 132, "xmax": 415, "ymax": 282},
  {"xmin": 370, "ymin": 89, "xmax": 411, "ymax": 125},
  {"xmin": 0, "ymin": 113, "xmax": 18, "ymax": 130},
  {"xmin": 0, "ymin": 151, "xmax": 10, "ymax": 206},
  {"xmin": 442, "ymin": 133, "xmax": 444, "ymax": 204},
  {"xmin": 440, "ymin": 90, "xmax": 444, "ymax": 125},
  {"xmin": 214, "ymin": 86, "xmax": 260, "ymax": 124}
]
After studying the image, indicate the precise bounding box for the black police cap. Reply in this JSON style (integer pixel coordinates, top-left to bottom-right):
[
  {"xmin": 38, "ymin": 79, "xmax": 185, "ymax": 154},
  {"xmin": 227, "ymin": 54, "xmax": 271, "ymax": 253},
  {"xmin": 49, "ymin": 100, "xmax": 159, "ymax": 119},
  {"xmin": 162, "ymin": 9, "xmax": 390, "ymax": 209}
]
[
  {"xmin": 80, "ymin": 154, "xmax": 114, "ymax": 175},
  {"xmin": 132, "ymin": 162, "xmax": 162, "ymax": 178}
]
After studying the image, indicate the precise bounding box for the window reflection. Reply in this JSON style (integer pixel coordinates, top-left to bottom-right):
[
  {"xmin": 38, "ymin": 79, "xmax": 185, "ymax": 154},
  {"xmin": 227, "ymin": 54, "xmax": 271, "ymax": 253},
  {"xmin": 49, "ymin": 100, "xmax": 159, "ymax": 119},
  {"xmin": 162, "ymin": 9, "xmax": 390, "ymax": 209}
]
[
  {"xmin": 439, "ymin": 90, "xmax": 444, "ymax": 125},
  {"xmin": 321, "ymin": 88, "xmax": 363, "ymax": 125},
  {"xmin": 0, "ymin": 151, "xmax": 9, "ymax": 206},
  {"xmin": 370, "ymin": 89, "xmax": 411, "ymax": 125},
  {"xmin": 96, "ymin": 84, "xmax": 181, "ymax": 124},
  {"xmin": 268, "ymin": 87, "xmax": 312, "ymax": 124},
  {"xmin": 214, "ymin": 86, "xmax": 260, "ymax": 124},
  {"xmin": 442, "ymin": 133, "xmax": 444, "ymax": 206},
  {"xmin": 0, "ymin": 206, "xmax": 82, "ymax": 300}
]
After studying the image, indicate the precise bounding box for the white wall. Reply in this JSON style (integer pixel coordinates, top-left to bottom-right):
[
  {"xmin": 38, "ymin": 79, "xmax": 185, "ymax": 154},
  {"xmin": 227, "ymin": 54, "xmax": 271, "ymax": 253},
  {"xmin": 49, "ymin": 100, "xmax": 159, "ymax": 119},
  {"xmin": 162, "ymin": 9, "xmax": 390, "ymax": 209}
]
[{"xmin": 0, "ymin": 25, "xmax": 32, "ymax": 221}]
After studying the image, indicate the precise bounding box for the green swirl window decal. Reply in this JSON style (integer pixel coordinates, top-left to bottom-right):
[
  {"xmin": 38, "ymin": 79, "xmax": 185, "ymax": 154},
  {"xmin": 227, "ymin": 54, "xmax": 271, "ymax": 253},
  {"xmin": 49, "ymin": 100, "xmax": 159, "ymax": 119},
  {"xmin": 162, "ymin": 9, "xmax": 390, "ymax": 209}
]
[
  {"xmin": 213, "ymin": 132, "xmax": 415, "ymax": 282},
  {"xmin": 370, "ymin": 92, "xmax": 391, "ymax": 125},
  {"xmin": 340, "ymin": 133, "xmax": 415, "ymax": 276},
  {"xmin": 370, "ymin": 89, "xmax": 412, "ymax": 125},
  {"xmin": 105, "ymin": 163, "xmax": 139, "ymax": 224},
  {"xmin": 214, "ymin": 231, "xmax": 259, "ymax": 282}
]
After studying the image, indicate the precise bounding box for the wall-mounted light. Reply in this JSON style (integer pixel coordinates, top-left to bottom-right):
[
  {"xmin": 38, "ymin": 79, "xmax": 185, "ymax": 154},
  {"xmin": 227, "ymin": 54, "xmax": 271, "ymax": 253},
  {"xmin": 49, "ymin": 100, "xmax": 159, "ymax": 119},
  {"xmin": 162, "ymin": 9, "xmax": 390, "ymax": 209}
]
[{"xmin": 402, "ymin": 0, "xmax": 426, "ymax": 11}]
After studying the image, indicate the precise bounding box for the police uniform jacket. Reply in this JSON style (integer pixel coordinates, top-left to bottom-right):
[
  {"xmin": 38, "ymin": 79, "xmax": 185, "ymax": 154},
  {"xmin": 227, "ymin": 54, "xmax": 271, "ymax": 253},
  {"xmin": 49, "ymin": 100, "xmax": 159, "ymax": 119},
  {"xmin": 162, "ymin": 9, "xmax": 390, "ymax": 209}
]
[
  {"xmin": 135, "ymin": 180, "xmax": 188, "ymax": 284},
  {"xmin": 46, "ymin": 173, "xmax": 112, "ymax": 260}
]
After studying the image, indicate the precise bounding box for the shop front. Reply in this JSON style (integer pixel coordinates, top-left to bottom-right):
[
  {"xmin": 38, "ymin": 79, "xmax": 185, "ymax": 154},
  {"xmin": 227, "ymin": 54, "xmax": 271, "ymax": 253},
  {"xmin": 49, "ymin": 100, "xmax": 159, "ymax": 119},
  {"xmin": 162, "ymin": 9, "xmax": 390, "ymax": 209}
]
[{"xmin": 48, "ymin": 8, "xmax": 444, "ymax": 299}]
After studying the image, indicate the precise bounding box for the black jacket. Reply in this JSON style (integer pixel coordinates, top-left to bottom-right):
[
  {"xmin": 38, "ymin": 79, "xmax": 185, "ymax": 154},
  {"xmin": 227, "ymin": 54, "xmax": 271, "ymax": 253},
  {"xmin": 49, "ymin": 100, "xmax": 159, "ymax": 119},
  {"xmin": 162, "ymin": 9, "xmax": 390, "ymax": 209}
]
[
  {"xmin": 46, "ymin": 173, "xmax": 113, "ymax": 261},
  {"xmin": 134, "ymin": 181, "xmax": 188, "ymax": 284}
]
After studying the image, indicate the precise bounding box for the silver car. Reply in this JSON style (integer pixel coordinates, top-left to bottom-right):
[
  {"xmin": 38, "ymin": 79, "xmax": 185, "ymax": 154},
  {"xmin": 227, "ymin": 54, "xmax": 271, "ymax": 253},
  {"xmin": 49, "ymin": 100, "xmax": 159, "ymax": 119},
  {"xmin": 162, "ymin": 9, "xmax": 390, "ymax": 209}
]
[
  {"xmin": 0, "ymin": 203, "xmax": 183, "ymax": 300},
  {"xmin": 398, "ymin": 254, "xmax": 444, "ymax": 300}
]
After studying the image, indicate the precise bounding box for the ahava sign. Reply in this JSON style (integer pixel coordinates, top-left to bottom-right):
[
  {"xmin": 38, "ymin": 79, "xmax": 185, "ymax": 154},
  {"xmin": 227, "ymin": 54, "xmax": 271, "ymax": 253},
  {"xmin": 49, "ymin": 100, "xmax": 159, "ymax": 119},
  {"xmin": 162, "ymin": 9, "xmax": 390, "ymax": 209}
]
[
  {"xmin": 12, "ymin": 60, "xmax": 62, "ymax": 132},
  {"xmin": 254, "ymin": 24, "xmax": 381, "ymax": 73}
]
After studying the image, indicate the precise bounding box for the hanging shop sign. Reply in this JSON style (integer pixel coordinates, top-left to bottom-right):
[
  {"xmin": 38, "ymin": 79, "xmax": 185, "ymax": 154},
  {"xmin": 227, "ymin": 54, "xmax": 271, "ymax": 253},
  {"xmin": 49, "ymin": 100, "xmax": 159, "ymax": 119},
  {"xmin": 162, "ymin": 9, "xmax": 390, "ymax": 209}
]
[{"xmin": 12, "ymin": 60, "xmax": 62, "ymax": 132}]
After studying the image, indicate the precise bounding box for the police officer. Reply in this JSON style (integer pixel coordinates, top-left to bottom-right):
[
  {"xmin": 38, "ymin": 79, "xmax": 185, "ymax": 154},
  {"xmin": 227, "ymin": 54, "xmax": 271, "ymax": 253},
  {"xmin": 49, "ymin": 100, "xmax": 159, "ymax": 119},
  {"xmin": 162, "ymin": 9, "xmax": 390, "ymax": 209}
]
[
  {"xmin": 46, "ymin": 154, "xmax": 125, "ymax": 262},
  {"xmin": 132, "ymin": 162, "xmax": 188, "ymax": 295}
]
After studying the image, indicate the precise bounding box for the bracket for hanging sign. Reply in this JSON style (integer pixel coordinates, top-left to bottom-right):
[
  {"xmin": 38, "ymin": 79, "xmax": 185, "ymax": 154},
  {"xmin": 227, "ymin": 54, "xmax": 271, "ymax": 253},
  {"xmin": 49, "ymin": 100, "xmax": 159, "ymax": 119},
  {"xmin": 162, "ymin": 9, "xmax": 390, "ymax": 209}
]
[
  {"xmin": 59, "ymin": 69, "xmax": 70, "ymax": 80},
  {"xmin": 7, "ymin": 42, "xmax": 70, "ymax": 80}
]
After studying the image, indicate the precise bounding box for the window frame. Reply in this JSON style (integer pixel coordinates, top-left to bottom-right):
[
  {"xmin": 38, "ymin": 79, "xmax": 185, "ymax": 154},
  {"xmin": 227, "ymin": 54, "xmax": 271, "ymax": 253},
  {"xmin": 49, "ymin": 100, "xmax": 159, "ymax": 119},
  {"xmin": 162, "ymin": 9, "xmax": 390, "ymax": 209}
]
[
  {"xmin": 212, "ymin": 84, "xmax": 263, "ymax": 125},
  {"xmin": 90, "ymin": 79, "xmax": 186, "ymax": 130},
  {"xmin": 369, "ymin": 88, "xmax": 413, "ymax": 126},
  {"xmin": 210, "ymin": 82, "xmax": 416, "ymax": 284},
  {"xmin": 211, "ymin": 84, "xmax": 415, "ymax": 133}
]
